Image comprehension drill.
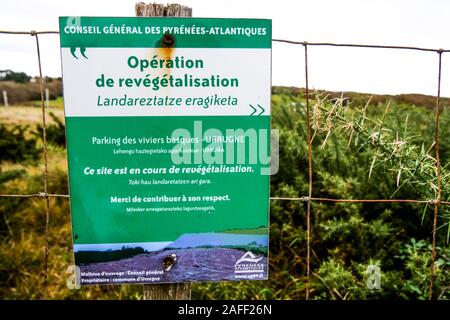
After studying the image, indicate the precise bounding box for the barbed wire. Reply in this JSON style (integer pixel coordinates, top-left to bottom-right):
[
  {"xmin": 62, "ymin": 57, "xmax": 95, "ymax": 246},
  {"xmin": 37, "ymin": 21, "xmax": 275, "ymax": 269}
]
[{"xmin": 0, "ymin": 30, "xmax": 447, "ymax": 300}]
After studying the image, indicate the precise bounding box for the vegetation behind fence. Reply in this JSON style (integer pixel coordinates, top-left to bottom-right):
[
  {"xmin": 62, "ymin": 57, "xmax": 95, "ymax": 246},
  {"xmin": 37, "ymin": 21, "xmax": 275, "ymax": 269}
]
[{"xmin": 0, "ymin": 30, "xmax": 449, "ymax": 300}]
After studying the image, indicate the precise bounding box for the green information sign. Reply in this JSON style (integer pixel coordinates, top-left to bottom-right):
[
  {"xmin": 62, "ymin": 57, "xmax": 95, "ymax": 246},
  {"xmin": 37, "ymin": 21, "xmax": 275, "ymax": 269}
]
[{"xmin": 60, "ymin": 17, "xmax": 271, "ymax": 285}]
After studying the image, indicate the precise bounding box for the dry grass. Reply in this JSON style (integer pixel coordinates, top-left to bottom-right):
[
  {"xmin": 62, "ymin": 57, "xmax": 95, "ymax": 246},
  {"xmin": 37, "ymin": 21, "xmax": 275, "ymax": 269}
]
[
  {"xmin": 0, "ymin": 105, "xmax": 64, "ymax": 127},
  {"xmin": 0, "ymin": 97, "xmax": 145, "ymax": 299}
]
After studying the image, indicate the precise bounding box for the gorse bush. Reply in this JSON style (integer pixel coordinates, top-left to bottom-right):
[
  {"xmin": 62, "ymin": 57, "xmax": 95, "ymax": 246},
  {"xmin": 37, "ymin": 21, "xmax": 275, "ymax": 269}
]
[
  {"xmin": 311, "ymin": 94, "xmax": 450, "ymax": 237},
  {"xmin": 397, "ymin": 239, "xmax": 450, "ymax": 299},
  {"xmin": 0, "ymin": 146, "xmax": 142, "ymax": 299},
  {"xmin": 34, "ymin": 112, "xmax": 66, "ymax": 147},
  {"xmin": 0, "ymin": 124, "xmax": 40, "ymax": 162},
  {"xmin": 194, "ymin": 90, "xmax": 450, "ymax": 300}
]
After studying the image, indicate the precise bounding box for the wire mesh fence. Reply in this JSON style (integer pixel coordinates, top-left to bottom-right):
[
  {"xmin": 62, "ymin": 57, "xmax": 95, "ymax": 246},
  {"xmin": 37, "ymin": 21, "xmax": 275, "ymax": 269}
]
[{"xmin": 0, "ymin": 29, "xmax": 448, "ymax": 300}]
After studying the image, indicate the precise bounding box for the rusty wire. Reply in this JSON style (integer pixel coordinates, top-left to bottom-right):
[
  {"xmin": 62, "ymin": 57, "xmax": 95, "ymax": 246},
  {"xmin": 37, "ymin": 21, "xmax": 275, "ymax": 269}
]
[
  {"xmin": 429, "ymin": 50, "xmax": 443, "ymax": 300},
  {"xmin": 33, "ymin": 33, "xmax": 51, "ymax": 300},
  {"xmin": 0, "ymin": 30, "xmax": 447, "ymax": 300},
  {"xmin": 303, "ymin": 43, "xmax": 312, "ymax": 300},
  {"xmin": 0, "ymin": 30, "xmax": 59, "ymax": 35},
  {"xmin": 270, "ymin": 197, "xmax": 450, "ymax": 204},
  {"xmin": 272, "ymin": 39, "xmax": 450, "ymax": 53},
  {"xmin": 0, "ymin": 193, "xmax": 69, "ymax": 198}
]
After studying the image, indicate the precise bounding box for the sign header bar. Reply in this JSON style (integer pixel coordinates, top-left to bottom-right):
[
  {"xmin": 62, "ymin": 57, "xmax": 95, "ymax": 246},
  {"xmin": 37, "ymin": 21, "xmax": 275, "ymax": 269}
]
[{"xmin": 59, "ymin": 17, "xmax": 271, "ymax": 48}]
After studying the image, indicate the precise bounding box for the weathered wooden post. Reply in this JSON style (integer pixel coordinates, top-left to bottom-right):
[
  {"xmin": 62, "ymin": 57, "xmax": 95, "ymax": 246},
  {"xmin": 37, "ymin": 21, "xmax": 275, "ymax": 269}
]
[
  {"xmin": 2, "ymin": 90, "xmax": 8, "ymax": 107},
  {"xmin": 135, "ymin": 2, "xmax": 192, "ymax": 300}
]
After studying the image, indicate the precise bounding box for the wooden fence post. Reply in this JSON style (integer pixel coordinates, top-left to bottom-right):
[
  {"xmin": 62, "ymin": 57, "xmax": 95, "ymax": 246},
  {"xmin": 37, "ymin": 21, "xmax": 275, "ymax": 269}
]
[
  {"xmin": 135, "ymin": 2, "xmax": 192, "ymax": 300},
  {"xmin": 2, "ymin": 90, "xmax": 8, "ymax": 107},
  {"xmin": 45, "ymin": 88, "xmax": 50, "ymax": 108}
]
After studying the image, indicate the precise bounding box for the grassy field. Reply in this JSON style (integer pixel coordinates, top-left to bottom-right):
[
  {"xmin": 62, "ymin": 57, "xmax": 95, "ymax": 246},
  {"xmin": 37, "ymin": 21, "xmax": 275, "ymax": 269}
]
[
  {"xmin": 0, "ymin": 104, "xmax": 64, "ymax": 127},
  {"xmin": 0, "ymin": 99, "xmax": 144, "ymax": 299}
]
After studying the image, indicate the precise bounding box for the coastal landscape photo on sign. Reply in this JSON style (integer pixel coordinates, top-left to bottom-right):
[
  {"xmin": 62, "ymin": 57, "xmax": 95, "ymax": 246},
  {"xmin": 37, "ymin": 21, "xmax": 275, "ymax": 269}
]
[{"xmin": 59, "ymin": 17, "xmax": 272, "ymax": 285}]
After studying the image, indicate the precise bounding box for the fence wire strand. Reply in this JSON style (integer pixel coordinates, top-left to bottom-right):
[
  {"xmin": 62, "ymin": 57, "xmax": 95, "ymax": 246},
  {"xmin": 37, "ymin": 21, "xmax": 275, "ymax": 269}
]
[
  {"xmin": 33, "ymin": 33, "xmax": 51, "ymax": 300},
  {"xmin": 0, "ymin": 30, "xmax": 59, "ymax": 35},
  {"xmin": 429, "ymin": 50, "xmax": 443, "ymax": 300},
  {"xmin": 0, "ymin": 30, "xmax": 447, "ymax": 300},
  {"xmin": 273, "ymin": 39, "xmax": 450, "ymax": 53},
  {"xmin": 304, "ymin": 43, "xmax": 312, "ymax": 300}
]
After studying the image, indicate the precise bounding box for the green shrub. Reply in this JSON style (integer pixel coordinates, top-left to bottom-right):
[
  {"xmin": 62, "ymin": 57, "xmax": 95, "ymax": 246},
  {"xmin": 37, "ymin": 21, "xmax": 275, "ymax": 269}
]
[
  {"xmin": 2, "ymin": 88, "xmax": 450, "ymax": 300},
  {"xmin": 0, "ymin": 124, "xmax": 40, "ymax": 162},
  {"xmin": 34, "ymin": 112, "xmax": 66, "ymax": 147}
]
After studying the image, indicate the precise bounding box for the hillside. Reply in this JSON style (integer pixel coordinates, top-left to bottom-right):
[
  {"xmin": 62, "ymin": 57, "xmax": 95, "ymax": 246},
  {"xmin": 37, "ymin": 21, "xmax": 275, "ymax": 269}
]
[
  {"xmin": 0, "ymin": 80, "xmax": 62, "ymax": 105},
  {"xmin": 272, "ymin": 86, "xmax": 450, "ymax": 109}
]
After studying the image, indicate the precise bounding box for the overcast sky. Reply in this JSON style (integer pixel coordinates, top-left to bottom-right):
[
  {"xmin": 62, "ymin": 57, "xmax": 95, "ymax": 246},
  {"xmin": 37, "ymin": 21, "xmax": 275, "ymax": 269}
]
[{"xmin": 1, "ymin": 0, "xmax": 450, "ymax": 96}]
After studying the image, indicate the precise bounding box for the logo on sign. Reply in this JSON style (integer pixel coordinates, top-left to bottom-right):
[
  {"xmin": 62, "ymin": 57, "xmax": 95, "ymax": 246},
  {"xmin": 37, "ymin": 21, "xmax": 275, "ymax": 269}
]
[{"xmin": 234, "ymin": 251, "xmax": 265, "ymax": 276}]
